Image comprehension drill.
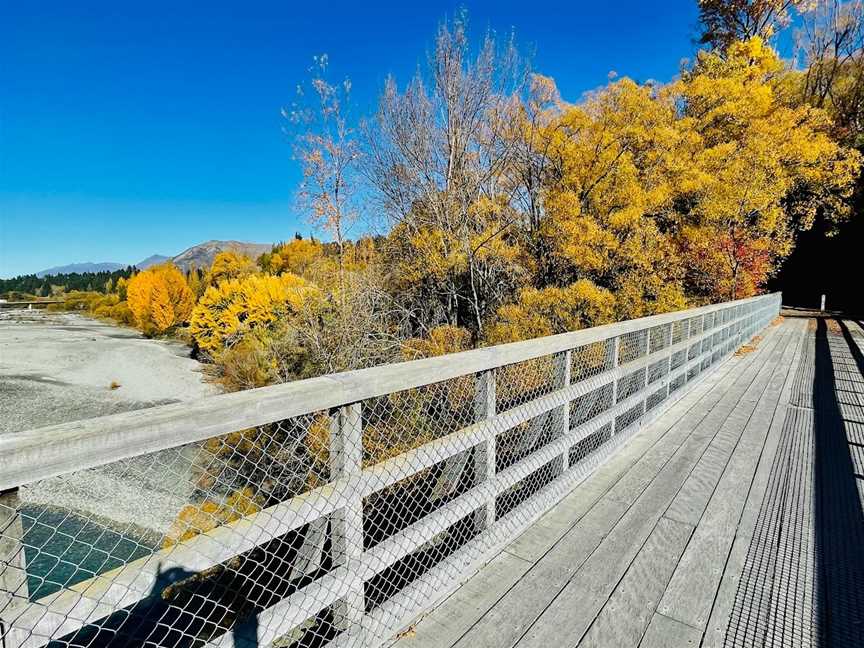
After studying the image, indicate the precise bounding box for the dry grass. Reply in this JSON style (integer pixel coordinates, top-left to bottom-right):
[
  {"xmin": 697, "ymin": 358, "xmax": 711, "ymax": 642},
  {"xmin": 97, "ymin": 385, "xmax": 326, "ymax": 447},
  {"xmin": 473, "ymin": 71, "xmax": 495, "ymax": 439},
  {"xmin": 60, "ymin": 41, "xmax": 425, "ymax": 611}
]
[
  {"xmin": 395, "ymin": 626, "xmax": 417, "ymax": 640},
  {"xmin": 735, "ymin": 335, "xmax": 763, "ymax": 356}
]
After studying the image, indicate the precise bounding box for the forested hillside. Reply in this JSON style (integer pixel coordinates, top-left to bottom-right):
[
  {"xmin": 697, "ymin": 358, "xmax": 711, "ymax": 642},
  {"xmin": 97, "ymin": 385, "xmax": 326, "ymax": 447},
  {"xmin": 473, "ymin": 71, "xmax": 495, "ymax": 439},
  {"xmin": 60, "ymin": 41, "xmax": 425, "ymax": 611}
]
[{"xmin": 0, "ymin": 267, "xmax": 136, "ymax": 298}]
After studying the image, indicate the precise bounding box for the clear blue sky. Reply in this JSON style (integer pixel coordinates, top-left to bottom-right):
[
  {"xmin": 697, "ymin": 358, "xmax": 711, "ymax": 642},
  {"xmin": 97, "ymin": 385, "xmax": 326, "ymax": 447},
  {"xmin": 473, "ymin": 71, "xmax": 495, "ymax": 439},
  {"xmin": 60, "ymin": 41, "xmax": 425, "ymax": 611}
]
[{"xmin": 0, "ymin": 1, "xmax": 702, "ymax": 278}]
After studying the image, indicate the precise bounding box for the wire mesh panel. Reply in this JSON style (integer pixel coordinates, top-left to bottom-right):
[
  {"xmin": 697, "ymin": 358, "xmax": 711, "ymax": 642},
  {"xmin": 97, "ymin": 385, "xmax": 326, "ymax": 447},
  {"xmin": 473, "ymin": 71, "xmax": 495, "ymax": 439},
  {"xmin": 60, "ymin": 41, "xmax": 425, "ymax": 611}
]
[
  {"xmin": 0, "ymin": 293, "xmax": 781, "ymax": 648},
  {"xmin": 618, "ymin": 330, "xmax": 648, "ymax": 365},
  {"xmin": 570, "ymin": 340, "xmax": 614, "ymax": 383}
]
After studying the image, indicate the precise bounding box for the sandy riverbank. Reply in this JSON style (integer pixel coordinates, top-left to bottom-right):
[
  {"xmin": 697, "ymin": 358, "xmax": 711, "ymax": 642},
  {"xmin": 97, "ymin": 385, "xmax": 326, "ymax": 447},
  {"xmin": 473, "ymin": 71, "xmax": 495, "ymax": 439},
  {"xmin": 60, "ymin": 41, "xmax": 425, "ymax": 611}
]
[
  {"xmin": 0, "ymin": 309, "xmax": 218, "ymax": 534},
  {"xmin": 0, "ymin": 309, "xmax": 215, "ymax": 432}
]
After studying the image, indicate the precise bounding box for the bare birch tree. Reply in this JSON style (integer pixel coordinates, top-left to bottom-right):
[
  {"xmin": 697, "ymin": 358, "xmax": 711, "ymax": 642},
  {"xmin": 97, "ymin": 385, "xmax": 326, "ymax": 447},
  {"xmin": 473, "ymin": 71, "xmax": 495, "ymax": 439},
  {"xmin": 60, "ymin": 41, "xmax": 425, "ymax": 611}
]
[{"xmin": 286, "ymin": 55, "xmax": 360, "ymax": 280}]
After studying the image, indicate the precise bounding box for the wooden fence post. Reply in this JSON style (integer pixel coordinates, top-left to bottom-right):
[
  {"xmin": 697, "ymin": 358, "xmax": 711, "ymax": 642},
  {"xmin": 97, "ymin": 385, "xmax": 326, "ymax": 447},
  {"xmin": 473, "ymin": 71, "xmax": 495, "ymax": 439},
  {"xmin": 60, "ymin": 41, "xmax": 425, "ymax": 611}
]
[
  {"xmin": 474, "ymin": 370, "xmax": 496, "ymax": 532},
  {"xmin": 554, "ymin": 351, "xmax": 572, "ymax": 471},
  {"xmin": 1, "ymin": 488, "xmax": 28, "ymax": 648},
  {"xmin": 610, "ymin": 336, "xmax": 621, "ymax": 435},
  {"xmin": 330, "ymin": 404, "xmax": 365, "ymax": 644}
]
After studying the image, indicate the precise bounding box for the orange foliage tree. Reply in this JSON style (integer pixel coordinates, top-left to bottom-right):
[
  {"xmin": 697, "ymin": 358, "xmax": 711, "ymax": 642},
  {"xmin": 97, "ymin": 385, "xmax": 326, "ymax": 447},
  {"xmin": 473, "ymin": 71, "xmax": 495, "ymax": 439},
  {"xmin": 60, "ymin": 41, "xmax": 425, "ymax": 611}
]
[{"xmin": 126, "ymin": 264, "xmax": 195, "ymax": 335}]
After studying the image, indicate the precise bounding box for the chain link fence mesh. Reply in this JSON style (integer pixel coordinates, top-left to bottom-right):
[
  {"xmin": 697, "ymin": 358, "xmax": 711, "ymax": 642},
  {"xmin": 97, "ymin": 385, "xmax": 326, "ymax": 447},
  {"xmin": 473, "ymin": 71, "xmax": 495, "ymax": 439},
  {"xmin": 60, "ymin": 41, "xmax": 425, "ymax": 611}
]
[{"xmin": 0, "ymin": 295, "xmax": 780, "ymax": 648}]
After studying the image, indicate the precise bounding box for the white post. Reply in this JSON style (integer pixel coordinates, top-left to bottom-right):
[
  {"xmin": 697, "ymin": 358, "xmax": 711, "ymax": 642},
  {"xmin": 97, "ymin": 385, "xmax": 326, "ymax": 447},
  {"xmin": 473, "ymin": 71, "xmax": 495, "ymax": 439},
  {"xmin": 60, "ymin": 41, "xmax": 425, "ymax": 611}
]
[
  {"xmin": 474, "ymin": 370, "xmax": 496, "ymax": 531},
  {"xmin": 554, "ymin": 351, "xmax": 572, "ymax": 471},
  {"xmin": 0, "ymin": 488, "xmax": 28, "ymax": 648},
  {"xmin": 820, "ymin": 294, "xmax": 826, "ymax": 312},
  {"xmin": 330, "ymin": 404, "xmax": 365, "ymax": 644},
  {"xmin": 610, "ymin": 336, "xmax": 620, "ymax": 435}
]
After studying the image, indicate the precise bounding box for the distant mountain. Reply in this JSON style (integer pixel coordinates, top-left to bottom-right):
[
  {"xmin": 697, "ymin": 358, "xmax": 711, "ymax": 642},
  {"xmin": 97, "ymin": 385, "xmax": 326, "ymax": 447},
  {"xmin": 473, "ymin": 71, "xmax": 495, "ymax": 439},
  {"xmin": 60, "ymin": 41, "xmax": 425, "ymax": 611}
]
[
  {"xmin": 169, "ymin": 240, "xmax": 272, "ymax": 272},
  {"xmin": 33, "ymin": 241, "xmax": 273, "ymax": 279},
  {"xmin": 36, "ymin": 262, "xmax": 125, "ymax": 278},
  {"xmin": 135, "ymin": 254, "xmax": 170, "ymax": 269}
]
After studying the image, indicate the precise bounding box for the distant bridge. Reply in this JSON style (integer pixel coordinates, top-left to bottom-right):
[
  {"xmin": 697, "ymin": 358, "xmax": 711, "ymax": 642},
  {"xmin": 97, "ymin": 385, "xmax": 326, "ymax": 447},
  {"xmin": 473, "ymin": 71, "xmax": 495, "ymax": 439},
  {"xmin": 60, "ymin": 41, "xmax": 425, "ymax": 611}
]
[
  {"xmin": 0, "ymin": 301, "xmax": 62, "ymax": 309},
  {"xmin": 1, "ymin": 293, "xmax": 862, "ymax": 648}
]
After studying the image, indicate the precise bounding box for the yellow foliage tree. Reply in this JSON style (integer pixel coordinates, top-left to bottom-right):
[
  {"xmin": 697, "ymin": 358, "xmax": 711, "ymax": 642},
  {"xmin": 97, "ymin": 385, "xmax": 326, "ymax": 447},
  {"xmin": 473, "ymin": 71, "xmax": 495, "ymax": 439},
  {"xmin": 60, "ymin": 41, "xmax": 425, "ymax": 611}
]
[
  {"xmin": 206, "ymin": 251, "xmax": 258, "ymax": 286},
  {"xmin": 126, "ymin": 264, "xmax": 195, "ymax": 335},
  {"xmin": 402, "ymin": 325, "xmax": 472, "ymax": 359},
  {"xmin": 262, "ymin": 238, "xmax": 324, "ymax": 278},
  {"xmin": 487, "ymin": 280, "xmax": 616, "ymax": 344},
  {"xmin": 189, "ymin": 273, "xmax": 321, "ymax": 353},
  {"xmin": 677, "ymin": 37, "xmax": 860, "ymax": 299}
]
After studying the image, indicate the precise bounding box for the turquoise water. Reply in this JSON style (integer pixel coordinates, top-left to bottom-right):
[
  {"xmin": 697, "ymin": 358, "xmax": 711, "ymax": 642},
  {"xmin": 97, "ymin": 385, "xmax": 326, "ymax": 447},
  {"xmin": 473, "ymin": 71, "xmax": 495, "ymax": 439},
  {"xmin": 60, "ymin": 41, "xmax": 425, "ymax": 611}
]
[{"xmin": 22, "ymin": 506, "xmax": 156, "ymax": 600}]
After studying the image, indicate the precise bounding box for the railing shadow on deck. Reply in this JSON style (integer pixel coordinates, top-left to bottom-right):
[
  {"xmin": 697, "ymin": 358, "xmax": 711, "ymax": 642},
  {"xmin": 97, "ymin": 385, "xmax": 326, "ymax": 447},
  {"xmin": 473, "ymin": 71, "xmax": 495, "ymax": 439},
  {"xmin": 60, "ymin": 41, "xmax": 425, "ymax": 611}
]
[
  {"xmin": 813, "ymin": 318, "xmax": 864, "ymax": 647},
  {"xmin": 51, "ymin": 562, "xmax": 266, "ymax": 648}
]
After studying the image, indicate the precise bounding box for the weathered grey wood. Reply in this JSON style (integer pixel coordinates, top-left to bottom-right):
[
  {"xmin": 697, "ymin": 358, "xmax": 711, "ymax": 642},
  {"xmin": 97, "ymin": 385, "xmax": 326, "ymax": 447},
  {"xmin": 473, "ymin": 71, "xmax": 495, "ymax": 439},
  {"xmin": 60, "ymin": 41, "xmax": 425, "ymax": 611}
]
[
  {"xmin": 452, "ymin": 497, "xmax": 630, "ymax": 648},
  {"xmin": 502, "ymin": 348, "xmax": 741, "ymax": 564},
  {"xmin": 330, "ymin": 403, "xmax": 365, "ymax": 641},
  {"xmin": 578, "ymin": 516, "xmax": 694, "ymax": 648},
  {"xmin": 0, "ymin": 294, "xmax": 777, "ymax": 491},
  {"xmin": 639, "ymin": 613, "xmax": 702, "ymax": 648},
  {"xmin": 663, "ymin": 326, "xmax": 795, "ymax": 526},
  {"xmin": 255, "ymin": 304, "xmax": 768, "ymax": 648},
  {"xmin": 375, "ymin": 319, "xmax": 771, "ymax": 648},
  {"xmin": 394, "ymin": 551, "xmax": 534, "ymax": 648},
  {"xmin": 555, "ymin": 351, "xmax": 572, "ymax": 470},
  {"xmin": 0, "ymin": 489, "xmax": 28, "ymax": 648},
  {"xmin": 1, "ymin": 296, "xmax": 780, "ymax": 648},
  {"xmin": 511, "ymin": 328, "xmax": 783, "ymax": 647},
  {"xmin": 445, "ymin": 334, "xmax": 770, "ymax": 648},
  {"xmin": 474, "ymin": 369, "xmax": 496, "ymax": 531},
  {"xmin": 700, "ymin": 532, "xmax": 750, "ymax": 648},
  {"xmin": 399, "ymin": 317, "xmax": 779, "ymax": 648},
  {"xmin": 700, "ymin": 319, "xmax": 807, "ymax": 648},
  {"xmin": 7, "ymin": 328, "xmax": 754, "ymax": 648},
  {"xmin": 392, "ymin": 334, "xmax": 748, "ymax": 645},
  {"xmin": 611, "ymin": 335, "xmax": 621, "ymax": 433},
  {"xmin": 604, "ymin": 329, "xmax": 784, "ymax": 510},
  {"xmin": 657, "ymin": 325, "xmax": 801, "ymax": 630}
]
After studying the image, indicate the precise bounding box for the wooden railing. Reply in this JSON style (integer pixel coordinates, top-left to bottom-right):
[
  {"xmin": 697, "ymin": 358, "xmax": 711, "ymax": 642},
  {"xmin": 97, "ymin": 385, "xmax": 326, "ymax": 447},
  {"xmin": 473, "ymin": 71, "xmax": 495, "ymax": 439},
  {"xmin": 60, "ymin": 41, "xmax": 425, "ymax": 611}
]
[{"xmin": 0, "ymin": 293, "xmax": 781, "ymax": 648}]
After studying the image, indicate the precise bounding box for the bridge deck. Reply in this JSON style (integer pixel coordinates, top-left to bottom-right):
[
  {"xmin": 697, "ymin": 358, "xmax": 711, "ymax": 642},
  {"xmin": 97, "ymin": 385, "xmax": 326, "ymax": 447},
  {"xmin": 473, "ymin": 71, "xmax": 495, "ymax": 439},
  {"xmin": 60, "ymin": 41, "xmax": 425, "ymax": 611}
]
[{"xmin": 394, "ymin": 315, "xmax": 864, "ymax": 648}]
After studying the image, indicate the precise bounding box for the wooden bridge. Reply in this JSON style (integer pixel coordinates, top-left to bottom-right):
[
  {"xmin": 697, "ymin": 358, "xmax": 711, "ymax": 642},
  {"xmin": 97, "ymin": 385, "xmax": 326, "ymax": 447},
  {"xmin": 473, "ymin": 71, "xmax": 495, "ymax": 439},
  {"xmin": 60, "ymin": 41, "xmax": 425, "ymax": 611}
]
[
  {"xmin": 1, "ymin": 294, "xmax": 862, "ymax": 648},
  {"xmin": 397, "ymin": 315, "xmax": 864, "ymax": 648},
  {"xmin": 0, "ymin": 301, "xmax": 62, "ymax": 309}
]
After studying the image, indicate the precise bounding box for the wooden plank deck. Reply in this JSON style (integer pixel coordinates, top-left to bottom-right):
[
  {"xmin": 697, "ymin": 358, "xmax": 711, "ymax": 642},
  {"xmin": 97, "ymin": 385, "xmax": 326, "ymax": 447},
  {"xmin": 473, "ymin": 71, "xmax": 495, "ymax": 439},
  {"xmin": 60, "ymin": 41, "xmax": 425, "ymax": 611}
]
[{"xmin": 392, "ymin": 316, "xmax": 864, "ymax": 648}]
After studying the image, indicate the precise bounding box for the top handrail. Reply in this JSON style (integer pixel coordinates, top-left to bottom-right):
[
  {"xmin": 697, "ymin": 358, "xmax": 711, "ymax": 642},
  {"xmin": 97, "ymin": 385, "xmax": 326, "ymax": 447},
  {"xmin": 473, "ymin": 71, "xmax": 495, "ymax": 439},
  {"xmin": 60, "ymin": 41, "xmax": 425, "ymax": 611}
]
[{"xmin": 0, "ymin": 293, "xmax": 779, "ymax": 491}]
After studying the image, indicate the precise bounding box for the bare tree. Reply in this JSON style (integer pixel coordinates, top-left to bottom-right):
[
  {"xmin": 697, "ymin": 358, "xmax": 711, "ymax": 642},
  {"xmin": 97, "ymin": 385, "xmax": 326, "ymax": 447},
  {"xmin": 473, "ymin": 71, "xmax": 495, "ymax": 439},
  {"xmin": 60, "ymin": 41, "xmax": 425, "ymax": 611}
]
[
  {"xmin": 286, "ymin": 55, "xmax": 360, "ymax": 279},
  {"xmin": 797, "ymin": 1, "xmax": 864, "ymax": 140},
  {"xmin": 697, "ymin": 0, "xmax": 803, "ymax": 49},
  {"xmin": 362, "ymin": 13, "xmax": 530, "ymax": 337}
]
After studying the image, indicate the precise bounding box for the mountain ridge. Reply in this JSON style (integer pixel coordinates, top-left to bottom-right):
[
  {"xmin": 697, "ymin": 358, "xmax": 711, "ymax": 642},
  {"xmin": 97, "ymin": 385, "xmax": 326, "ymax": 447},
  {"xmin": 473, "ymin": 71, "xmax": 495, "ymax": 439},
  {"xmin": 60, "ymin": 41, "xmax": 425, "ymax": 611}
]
[
  {"xmin": 33, "ymin": 240, "xmax": 274, "ymax": 277},
  {"xmin": 36, "ymin": 262, "xmax": 127, "ymax": 278}
]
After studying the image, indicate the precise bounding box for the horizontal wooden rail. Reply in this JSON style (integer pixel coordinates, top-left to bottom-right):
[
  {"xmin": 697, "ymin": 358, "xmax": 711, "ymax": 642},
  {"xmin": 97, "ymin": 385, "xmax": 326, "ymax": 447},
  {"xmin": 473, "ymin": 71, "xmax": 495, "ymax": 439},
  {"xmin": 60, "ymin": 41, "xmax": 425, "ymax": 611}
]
[{"xmin": 0, "ymin": 294, "xmax": 773, "ymax": 491}]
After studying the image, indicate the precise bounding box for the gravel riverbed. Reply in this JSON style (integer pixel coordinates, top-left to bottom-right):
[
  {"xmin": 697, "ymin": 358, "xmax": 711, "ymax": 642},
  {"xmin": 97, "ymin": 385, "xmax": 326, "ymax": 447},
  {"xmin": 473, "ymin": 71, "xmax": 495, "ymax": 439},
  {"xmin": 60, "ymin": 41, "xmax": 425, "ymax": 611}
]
[{"xmin": 0, "ymin": 309, "xmax": 218, "ymax": 536}]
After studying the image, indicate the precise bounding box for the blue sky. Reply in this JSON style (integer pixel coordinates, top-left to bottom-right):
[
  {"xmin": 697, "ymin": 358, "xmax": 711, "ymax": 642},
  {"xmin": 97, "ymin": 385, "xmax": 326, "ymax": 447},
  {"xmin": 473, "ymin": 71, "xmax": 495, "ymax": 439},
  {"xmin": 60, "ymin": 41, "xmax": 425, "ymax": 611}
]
[{"xmin": 0, "ymin": 1, "xmax": 703, "ymax": 277}]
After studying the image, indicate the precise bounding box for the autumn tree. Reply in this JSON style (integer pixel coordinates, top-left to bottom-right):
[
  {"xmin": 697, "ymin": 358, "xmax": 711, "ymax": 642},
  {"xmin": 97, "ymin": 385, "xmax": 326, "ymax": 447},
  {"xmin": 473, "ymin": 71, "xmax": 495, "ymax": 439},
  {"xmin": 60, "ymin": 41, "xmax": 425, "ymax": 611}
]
[
  {"xmin": 698, "ymin": 0, "xmax": 803, "ymax": 48},
  {"xmin": 364, "ymin": 14, "xmax": 530, "ymax": 340},
  {"xmin": 506, "ymin": 76, "xmax": 693, "ymax": 325},
  {"xmin": 189, "ymin": 273, "xmax": 320, "ymax": 354},
  {"xmin": 126, "ymin": 264, "xmax": 195, "ymax": 335},
  {"xmin": 678, "ymin": 38, "xmax": 860, "ymax": 299},
  {"xmin": 259, "ymin": 238, "xmax": 324, "ymax": 278},
  {"xmin": 206, "ymin": 251, "xmax": 258, "ymax": 287},
  {"xmin": 287, "ymin": 55, "xmax": 359, "ymax": 278}
]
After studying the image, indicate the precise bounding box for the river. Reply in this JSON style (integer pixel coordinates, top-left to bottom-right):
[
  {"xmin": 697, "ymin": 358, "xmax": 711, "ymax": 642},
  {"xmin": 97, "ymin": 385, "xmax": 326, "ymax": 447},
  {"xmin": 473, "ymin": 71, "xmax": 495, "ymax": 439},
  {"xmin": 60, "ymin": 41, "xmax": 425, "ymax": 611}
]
[{"xmin": 0, "ymin": 309, "xmax": 217, "ymax": 598}]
